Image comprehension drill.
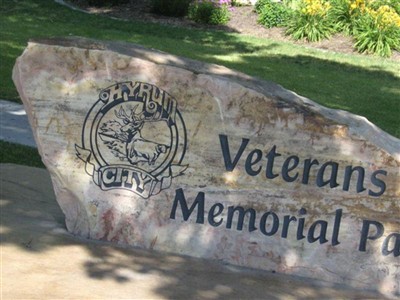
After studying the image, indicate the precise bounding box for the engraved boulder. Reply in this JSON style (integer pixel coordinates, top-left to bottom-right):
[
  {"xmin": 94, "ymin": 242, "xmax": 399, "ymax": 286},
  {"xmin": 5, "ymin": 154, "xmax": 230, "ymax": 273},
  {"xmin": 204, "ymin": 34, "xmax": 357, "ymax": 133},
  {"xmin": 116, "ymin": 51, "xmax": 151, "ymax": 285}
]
[{"xmin": 13, "ymin": 37, "xmax": 400, "ymax": 296}]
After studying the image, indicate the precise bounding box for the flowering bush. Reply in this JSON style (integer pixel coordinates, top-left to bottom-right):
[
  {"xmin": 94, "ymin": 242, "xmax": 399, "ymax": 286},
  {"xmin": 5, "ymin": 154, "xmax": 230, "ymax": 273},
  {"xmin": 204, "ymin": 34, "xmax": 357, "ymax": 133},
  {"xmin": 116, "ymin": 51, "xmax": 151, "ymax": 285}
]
[
  {"xmin": 188, "ymin": 0, "xmax": 232, "ymax": 25},
  {"xmin": 286, "ymin": 0, "xmax": 334, "ymax": 41},
  {"xmin": 300, "ymin": 0, "xmax": 331, "ymax": 16},
  {"xmin": 253, "ymin": 0, "xmax": 400, "ymax": 56},
  {"xmin": 369, "ymin": 0, "xmax": 400, "ymax": 14},
  {"xmin": 327, "ymin": 0, "xmax": 400, "ymax": 56},
  {"xmin": 349, "ymin": 0, "xmax": 367, "ymax": 12},
  {"xmin": 366, "ymin": 5, "xmax": 400, "ymax": 28},
  {"xmin": 354, "ymin": 5, "xmax": 400, "ymax": 56},
  {"xmin": 328, "ymin": 0, "xmax": 359, "ymax": 34}
]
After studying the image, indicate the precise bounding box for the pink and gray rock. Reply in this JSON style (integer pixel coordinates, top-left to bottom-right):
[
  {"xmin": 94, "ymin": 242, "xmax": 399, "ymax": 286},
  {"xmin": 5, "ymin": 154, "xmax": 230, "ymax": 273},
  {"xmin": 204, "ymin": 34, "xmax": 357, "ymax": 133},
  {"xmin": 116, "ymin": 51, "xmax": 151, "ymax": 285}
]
[{"xmin": 13, "ymin": 37, "xmax": 399, "ymax": 296}]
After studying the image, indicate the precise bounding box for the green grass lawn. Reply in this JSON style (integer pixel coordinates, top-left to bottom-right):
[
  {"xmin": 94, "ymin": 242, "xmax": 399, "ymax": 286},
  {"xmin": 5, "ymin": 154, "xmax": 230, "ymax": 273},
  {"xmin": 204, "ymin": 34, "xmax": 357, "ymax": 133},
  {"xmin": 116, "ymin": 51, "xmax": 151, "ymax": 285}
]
[
  {"xmin": 0, "ymin": 141, "xmax": 44, "ymax": 168},
  {"xmin": 0, "ymin": 0, "xmax": 399, "ymax": 168}
]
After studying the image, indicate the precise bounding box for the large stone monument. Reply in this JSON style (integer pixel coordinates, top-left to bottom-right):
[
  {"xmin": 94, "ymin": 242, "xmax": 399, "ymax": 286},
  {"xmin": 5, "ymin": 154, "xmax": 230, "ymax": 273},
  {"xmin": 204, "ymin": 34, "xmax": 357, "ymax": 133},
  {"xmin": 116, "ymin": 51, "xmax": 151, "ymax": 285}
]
[{"xmin": 13, "ymin": 37, "xmax": 399, "ymax": 296}]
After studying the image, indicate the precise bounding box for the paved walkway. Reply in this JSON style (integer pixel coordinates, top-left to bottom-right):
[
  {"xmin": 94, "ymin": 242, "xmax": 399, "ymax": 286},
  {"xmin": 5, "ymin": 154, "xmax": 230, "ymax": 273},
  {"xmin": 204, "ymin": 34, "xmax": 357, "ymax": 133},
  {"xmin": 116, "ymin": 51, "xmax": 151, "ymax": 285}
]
[
  {"xmin": 0, "ymin": 99, "xmax": 36, "ymax": 147},
  {"xmin": 0, "ymin": 164, "xmax": 388, "ymax": 299}
]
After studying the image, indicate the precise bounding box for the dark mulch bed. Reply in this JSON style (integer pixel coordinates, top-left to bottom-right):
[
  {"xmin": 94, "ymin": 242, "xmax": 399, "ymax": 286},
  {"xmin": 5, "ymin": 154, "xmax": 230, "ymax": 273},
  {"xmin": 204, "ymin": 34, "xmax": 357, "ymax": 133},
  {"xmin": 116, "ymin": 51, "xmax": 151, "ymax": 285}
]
[{"xmin": 66, "ymin": 0, "xmax": 399, "ymax": 60}]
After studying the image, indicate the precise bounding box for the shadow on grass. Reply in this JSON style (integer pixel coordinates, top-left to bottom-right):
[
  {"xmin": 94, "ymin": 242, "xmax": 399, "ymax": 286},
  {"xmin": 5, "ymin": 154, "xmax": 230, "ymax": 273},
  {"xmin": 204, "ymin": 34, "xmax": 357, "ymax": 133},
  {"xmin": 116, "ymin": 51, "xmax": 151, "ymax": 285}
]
[{"xmin": 231, "ymin": 54, "xmax": 400, "ymax": 138}]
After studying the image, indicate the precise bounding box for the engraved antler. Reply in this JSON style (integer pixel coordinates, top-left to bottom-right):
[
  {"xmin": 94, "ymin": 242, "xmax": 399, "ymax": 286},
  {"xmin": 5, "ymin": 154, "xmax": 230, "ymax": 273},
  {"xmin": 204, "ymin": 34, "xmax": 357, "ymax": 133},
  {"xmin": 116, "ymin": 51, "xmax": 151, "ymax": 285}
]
[
  {"xmin": 115, "ymin": 105, "xmax": 146, "ymax": 125},
  {"xmin": 130, "ymin": 104, "xmax": 145, "ymax": 122},
  {"xmin": 115, "ymin": 106, "xmax": 130, "ymax": 120}
]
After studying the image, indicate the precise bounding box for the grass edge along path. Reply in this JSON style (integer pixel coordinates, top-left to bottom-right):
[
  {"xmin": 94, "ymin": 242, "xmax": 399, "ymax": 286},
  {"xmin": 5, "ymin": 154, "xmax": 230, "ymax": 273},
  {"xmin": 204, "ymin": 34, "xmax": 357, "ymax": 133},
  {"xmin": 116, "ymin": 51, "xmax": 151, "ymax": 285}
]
[
  {"xmin": 0, "ymin": 141, "xmax": 44, "ymax": 168},
  {"xmin": 0, "ymin": 0, "xmax": 399, "ymax": 140}
]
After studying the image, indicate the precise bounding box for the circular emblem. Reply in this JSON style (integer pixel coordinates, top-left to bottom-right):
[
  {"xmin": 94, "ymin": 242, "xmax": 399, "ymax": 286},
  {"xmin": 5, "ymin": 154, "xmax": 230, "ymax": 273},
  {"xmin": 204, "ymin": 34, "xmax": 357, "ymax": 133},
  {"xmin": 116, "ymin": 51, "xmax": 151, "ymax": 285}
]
[{"xmin": 76, "ymin": 81, "xmax": 187, "ymax": 199}]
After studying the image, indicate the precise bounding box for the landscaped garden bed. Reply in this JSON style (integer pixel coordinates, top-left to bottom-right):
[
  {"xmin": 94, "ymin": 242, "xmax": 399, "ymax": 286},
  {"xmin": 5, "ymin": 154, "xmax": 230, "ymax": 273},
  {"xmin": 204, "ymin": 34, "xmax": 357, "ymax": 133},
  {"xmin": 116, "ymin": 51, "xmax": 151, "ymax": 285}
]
[{"xmin": 67, "ymin": 0, "xmax": 400, "ymax": 59}]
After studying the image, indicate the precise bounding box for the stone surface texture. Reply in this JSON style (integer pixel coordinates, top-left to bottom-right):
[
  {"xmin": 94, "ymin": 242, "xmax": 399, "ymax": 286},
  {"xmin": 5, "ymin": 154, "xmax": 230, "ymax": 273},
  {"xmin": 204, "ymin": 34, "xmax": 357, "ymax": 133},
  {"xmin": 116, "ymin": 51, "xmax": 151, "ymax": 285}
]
[
  {"xmin": 2, "ymin": 163, "xmax": 389, "ymax": 300},
  {"xmin": 13, "ymin": 37, "xmax": 399, "ymax": 297}
]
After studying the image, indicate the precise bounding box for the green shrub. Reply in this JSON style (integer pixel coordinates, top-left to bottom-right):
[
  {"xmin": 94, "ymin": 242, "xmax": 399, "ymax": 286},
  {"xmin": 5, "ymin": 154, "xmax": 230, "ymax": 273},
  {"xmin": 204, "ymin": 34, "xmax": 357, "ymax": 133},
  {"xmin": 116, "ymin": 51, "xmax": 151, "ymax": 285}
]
[
  {"xmin": 286, "ymin": 0, "xmax": 334, "ymax": 42},
  {"xmin": 353, "ymin": 8, "xmax": 400, "ymax": 57},
  {"xmin": 188, "ymin": 1, "xmax": 215, "ymax": 23},
  {"xmin": 210, "ymin": 4, "xmax": 231, "ymax": 24},
  {"xmin": 88, "ymin": 0, "xmax": 128, "ymax": 6},
  {"xmin": 151, "ymin": 0, "xmax": 193, "ymax": 17},
  {"xmin": 328, "ymin": 0, "xmax": 357, "ymax": 35},
  {"xmin": 188, "ymin": 1, "xmax": 231, "ymax": 25},
  {"xmin": 255, "ymin": 0, "xmax": 269, "ymax": 13},
  {"xmin": 256, "ymin": 0, "xmax": 293, "ymax": 28}
]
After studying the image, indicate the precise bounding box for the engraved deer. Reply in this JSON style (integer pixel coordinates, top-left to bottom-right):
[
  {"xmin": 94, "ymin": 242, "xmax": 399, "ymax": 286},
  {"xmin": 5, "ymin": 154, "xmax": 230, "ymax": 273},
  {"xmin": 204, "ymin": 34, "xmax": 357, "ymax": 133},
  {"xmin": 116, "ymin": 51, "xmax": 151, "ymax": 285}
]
[{"xmin": 114, "ymin": 105, "xmax": 169, "ymax": 166}]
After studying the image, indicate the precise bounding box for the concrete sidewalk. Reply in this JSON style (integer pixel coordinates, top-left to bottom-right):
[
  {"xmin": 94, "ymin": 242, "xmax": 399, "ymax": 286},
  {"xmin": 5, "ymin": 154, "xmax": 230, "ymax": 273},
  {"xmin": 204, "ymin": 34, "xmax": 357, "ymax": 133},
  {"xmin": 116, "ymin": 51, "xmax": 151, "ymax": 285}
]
[
  {"xmin": 0, "ymin": 163, "xmax": 388, "ymax": 299},
  {"xmin": 0, "ymin": 100, "xmax": 36, "ymax": 147}
]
